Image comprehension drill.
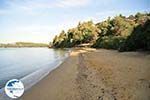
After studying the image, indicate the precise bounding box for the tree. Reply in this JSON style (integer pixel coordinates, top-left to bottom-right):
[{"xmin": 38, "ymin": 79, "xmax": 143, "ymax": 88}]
[{"xmin": 51, "ymin": 13, "xmax": 150, "ymax": 51}]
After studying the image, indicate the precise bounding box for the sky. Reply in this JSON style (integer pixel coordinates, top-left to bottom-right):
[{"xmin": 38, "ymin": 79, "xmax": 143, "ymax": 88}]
[{"xmin": 0, "ymin": 0, "xmax": 149, "ymax": 43}]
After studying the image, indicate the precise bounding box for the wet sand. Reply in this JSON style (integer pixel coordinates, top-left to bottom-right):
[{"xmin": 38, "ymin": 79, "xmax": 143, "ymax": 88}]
[{"xmin": 22, "ymin": 48, "xmax": 150, "ymax": 100}]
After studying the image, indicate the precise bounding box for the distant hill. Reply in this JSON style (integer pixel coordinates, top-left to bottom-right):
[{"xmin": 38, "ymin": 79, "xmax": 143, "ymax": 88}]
[{"xmin": 0, "ymin": 42, "xmax": 49, "ymax": 48}]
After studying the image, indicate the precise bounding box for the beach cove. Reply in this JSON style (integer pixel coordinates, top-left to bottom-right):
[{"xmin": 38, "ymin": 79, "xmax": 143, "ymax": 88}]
[{"xmin": 22, "ymin": 48, "xmax": 150, "ymax": 100}]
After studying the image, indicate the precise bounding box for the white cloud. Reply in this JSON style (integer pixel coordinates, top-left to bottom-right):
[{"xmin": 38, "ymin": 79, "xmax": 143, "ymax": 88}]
[
  {"xmin": 0, "ymin": 0, "xmax": 92, "ymax": 16},
  {"xmin": 6, "ymin": 0, "xmax": 91, "ymax": 11}
]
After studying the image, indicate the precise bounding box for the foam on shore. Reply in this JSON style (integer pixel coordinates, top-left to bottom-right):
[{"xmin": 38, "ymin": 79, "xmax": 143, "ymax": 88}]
[{"xmin": 0, "ymin": 51, "xmax": 69, "ymax": 100}]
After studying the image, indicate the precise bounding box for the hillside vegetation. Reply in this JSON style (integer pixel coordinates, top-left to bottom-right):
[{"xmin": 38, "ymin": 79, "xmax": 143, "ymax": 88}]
[
  {"xmin": 0, "ymin": 42, "xmax": 48, "ymax": 48},
  {"xmin": 52, "ymin": 13, "xmax": 150, "ymax": 51}
]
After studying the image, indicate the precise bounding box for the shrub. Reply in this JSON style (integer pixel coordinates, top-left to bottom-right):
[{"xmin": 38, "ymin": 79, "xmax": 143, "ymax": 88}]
[
  {"xmin": 119, "ymin": 20, "xmax": 150, "ymax": 51},
  {"xmin": 92, "ymin": 36, "xmax": 126, "ymax": 49}
]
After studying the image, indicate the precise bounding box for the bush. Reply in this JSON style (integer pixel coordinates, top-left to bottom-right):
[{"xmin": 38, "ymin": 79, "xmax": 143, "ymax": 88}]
[
  {"xmin": 92, "ymin": 36, "xmax": 126, "ymax": 49},
  {"xmin": 119, "ymin": 20, "xmax": 150, "ymax": 51}
]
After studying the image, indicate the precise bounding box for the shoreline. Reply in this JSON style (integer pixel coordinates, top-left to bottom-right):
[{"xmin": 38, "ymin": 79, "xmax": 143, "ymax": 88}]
[
  {"xmin": 21, "ymin": 48, "xmax": 86, "ymax": 100},
  {"xmin": 22, "ymin": 48, "xmax": 150, "ymax": 100},
  {"xmin": 0, "ymin": 49, "xmax": 69, "ymax": 100}
]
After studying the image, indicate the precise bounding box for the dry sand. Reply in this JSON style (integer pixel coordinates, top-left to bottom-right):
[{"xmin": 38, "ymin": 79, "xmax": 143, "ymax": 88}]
[{"xmin": 22, "ymin": 48, "xmax": 150, "ymax": 100}]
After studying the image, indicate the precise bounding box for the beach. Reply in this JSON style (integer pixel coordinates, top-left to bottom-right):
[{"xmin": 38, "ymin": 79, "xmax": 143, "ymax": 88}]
[{"xmin": 22, "ymin": 48, "xmax": 150, "ymax": 100}]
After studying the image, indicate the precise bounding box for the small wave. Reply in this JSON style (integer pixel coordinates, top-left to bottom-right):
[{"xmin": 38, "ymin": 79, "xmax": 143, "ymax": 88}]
[{"xmin": 0, "ymin": 52, "xmax": 69, "ymax": 100}]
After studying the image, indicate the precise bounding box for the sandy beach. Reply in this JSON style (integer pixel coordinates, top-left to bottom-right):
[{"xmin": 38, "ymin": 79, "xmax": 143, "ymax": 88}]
[{"xmin": 22, "ymin": 48, "xmax": 150, "ymax": 100}]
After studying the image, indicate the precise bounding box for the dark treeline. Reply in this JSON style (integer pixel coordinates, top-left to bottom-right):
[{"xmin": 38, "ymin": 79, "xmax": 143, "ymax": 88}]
[
  {"xmin": 0, "ymin": 42, "xmax": 48, "ymax": 48},
  {"xmin": 52, "ymin": 12, "xmax": 150, "ymax": 51}
]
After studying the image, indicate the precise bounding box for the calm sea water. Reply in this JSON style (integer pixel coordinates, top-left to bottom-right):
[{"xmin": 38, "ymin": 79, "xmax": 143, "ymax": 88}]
[{"xmin": 0, "ymin": 48, "xmax": 67, "ymax": 89}]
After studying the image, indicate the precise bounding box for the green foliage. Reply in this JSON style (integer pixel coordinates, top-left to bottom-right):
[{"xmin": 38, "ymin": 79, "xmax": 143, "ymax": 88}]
[
  {"xmin": 96, "ymin": 18, "xmax": 113, "ymax": 36},
  {"xmin": 119, "ymin": 19, "xmax": 150, "ymax": 51},
  {"xmin": 52, "ymin": 21, "xmax": 98, "ymax": 48},
  {"xmin": 92, "ymin": 36, "xmax": 126, "ymax": 49},
  {"xmin": 51, "ymin": 12, "xmax": 150, "ymax": 51},
  {"xmin": 111, "ymin": 16, "xmax": 135, "ymax": 36},
  {"xmin": 93, "ymin": 12, "xmax": 150, "ymax": 51}
]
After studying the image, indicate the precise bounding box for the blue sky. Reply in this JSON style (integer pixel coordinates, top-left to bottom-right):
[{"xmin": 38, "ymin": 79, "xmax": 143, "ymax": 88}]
[{"xmin": 0, "ymin": 0, "xmax": 149, "ymax": 43}]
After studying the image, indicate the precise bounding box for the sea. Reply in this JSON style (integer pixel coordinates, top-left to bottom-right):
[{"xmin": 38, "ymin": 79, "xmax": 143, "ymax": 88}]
[{"xmin": 0, "ymin": 48, "xmax": 69, "ymax": 95}]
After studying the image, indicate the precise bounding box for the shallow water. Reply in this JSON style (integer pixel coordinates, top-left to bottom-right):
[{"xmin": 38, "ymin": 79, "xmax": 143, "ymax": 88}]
[{"xmin": 0, "ymin": 48, "xmax": 67, "ymax": 89}]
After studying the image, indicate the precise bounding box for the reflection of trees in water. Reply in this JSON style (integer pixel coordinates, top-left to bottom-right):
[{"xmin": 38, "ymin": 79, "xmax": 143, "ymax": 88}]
[{"xmin": 53, "ymin": 49, "xmax": 67, "ymax": 59}]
